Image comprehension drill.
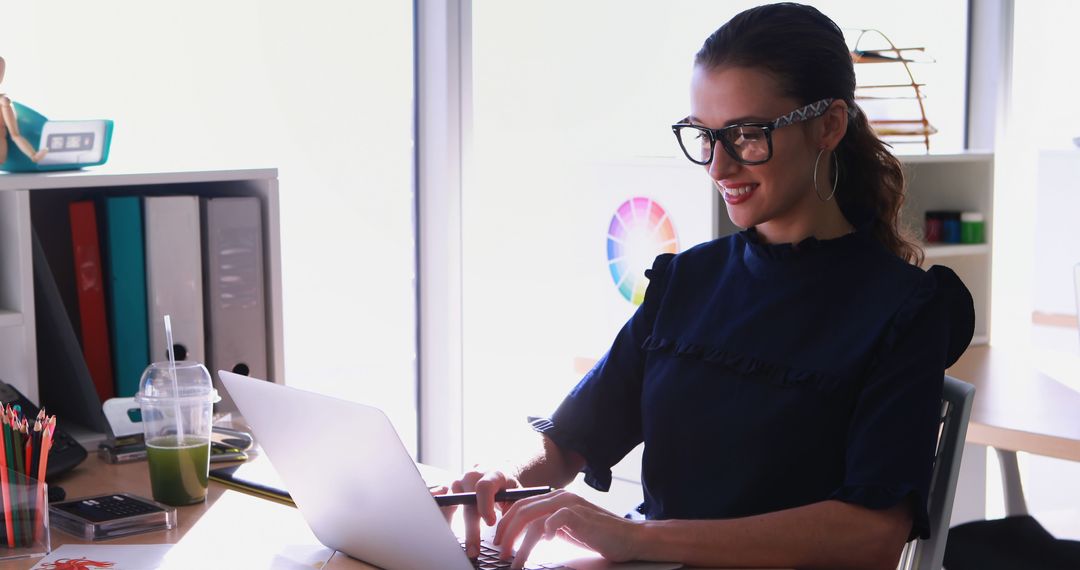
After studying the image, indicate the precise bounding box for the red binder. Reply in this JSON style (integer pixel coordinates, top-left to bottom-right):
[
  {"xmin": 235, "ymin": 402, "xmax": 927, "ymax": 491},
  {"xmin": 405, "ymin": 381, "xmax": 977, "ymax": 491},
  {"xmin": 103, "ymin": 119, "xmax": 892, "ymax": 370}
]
[{"xmin": 68, "ymin": 201, "xmax": 114, "ymax": 402}]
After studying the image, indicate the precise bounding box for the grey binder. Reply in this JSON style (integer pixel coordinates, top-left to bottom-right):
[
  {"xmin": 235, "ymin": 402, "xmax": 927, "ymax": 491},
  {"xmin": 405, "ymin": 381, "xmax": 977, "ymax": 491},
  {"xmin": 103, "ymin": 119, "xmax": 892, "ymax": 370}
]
[{"xmin": 202, "ymin": 197, "xmax": 269, "ymax": 411}]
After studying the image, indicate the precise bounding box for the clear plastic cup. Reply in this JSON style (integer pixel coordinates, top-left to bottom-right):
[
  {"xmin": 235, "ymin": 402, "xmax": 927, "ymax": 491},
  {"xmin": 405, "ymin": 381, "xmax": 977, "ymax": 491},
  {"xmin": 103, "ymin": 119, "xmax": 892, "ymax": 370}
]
[{"xmin": 134, "ymin": 361, "xmax": 220, "ymax": 506}]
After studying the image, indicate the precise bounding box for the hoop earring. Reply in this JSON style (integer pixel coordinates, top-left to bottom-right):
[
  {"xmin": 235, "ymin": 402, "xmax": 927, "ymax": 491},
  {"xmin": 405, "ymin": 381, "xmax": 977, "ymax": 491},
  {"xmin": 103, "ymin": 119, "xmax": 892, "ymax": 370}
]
[{"xmin": 812, "ymin": 148, "xmax": 839, "ymax": 202}]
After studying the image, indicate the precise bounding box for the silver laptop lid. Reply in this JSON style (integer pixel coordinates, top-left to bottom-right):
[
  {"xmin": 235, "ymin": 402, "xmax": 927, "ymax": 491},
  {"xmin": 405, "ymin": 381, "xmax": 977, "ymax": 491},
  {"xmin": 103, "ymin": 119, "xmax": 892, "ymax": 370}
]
[{"xmin": 219, "ymin": 371, "xmax": 472, "ymax": 570}]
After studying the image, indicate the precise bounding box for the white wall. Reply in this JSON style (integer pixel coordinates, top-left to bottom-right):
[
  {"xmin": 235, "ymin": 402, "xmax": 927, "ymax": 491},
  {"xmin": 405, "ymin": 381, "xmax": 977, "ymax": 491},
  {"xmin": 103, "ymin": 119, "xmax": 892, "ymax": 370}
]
[{"xmin": 0, "ymin": 1, "xmax": 418, "ymax": 450}]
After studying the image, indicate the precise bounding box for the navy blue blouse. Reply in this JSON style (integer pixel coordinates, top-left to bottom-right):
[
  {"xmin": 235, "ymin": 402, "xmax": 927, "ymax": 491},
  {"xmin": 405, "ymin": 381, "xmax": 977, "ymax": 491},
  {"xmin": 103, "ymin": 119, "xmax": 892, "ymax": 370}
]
[{"xmin": 532, "ymin": 228, "xmax": 974, "ymax": 540}]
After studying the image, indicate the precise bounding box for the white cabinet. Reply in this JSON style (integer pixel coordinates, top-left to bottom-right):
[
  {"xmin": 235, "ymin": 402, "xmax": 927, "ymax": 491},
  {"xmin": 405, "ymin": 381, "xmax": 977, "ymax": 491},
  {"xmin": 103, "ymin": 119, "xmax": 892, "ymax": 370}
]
[
  {"xmin": 901, "ymin": 153, "xmax": 994, "ymax": 344},
  {"xmin": 0, "ymin": 168, "xmax": 285, "ymax": 430}
]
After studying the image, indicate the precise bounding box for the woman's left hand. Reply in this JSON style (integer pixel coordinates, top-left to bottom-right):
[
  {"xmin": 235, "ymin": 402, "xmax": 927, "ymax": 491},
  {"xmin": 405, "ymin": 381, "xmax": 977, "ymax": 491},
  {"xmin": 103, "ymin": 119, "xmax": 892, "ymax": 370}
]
[{"xmin": 492, "ymin": 489, "xmax": 641, "ymax": 569}]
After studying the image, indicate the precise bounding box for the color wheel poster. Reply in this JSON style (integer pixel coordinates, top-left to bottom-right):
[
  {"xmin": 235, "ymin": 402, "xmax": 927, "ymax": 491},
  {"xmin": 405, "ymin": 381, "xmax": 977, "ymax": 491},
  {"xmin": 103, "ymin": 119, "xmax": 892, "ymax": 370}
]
[{"xmin": 606, "ymin": 196, "xmax": 680, "ymax": 306}]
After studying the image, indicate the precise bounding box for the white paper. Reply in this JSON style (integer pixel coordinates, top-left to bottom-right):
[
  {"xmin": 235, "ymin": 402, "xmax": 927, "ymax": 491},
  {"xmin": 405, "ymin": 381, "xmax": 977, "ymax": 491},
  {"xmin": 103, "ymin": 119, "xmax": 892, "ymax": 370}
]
[
  {"xmin": 31, "ymin": 544, "xmax": 171, "ymax": 570},
  {"xmin": 160, "ymin": 490, "xmax": 333, "ymax": 569}
]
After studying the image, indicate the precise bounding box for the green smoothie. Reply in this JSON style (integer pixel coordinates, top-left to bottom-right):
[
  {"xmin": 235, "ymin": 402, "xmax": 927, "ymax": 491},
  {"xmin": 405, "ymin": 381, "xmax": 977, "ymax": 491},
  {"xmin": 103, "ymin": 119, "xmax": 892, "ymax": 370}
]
[{"xmin": 146, "ymin": 436, "xmax": 211, "ymax": 505}]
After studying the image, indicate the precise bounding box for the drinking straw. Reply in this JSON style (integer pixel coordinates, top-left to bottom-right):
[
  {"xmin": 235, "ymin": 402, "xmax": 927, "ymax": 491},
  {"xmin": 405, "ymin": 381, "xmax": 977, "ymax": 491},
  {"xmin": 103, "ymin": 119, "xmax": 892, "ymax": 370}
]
[
  {"xmin": 164, "ymin": 315, "xmax": 185, "ymax": 443},
  {"xmin": 0, "ymin": 411, "xmax": 10, "ymax": 547}
]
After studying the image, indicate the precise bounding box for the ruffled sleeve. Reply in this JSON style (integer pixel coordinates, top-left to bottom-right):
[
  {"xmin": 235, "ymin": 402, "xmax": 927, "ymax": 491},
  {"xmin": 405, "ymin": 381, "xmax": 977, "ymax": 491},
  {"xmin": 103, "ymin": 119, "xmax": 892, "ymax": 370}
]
[
  {"xmin": 829, "ymin": 265, "xmax": 974, "ymax": 540},
  {"xmin": 529, "ymin": 253, "xmax": 675, "ymax": 491}
]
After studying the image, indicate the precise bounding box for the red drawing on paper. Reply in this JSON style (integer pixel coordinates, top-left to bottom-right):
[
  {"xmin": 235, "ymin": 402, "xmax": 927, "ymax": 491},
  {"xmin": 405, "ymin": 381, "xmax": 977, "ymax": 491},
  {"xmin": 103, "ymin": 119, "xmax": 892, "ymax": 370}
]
[{"xmin": 39, "ymin": 558, "xmax": 116, "ymax": 569}]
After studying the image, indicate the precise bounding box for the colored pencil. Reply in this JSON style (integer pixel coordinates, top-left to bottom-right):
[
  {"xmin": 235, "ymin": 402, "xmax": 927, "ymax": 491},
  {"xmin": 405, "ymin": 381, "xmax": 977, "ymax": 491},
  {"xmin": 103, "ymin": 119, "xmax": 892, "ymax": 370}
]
[
  {"xmin": 26, "ymin": 420, "xmax": 41, "ymax": 544},
  {"xmin": 22, "ymin": 418, "xmax": 34, "ymax": 547},
  {"xmin": 16, "ymin": 419, "xmax": 28, "ymax": 546},
  {"xmin": 28, "ymin": 422, "xmax": 39, "ymax": 482},
  {"xmin": 0, "ymin": 411, "xmax": 9, "ymax": 547},
  {"xmin": 2, "ymin": 409, "xmax": 15, "ymax": 547},
  {"xmin": 16, "ymin": 417, "xmax": 29, "ymax": 547},
  {"xmin": 32, "ymin": 420, "xmax": 53, "ymax": 544},
  {"xmin": 9, "ymin": 414, "xmax": 24, "ymax": 546}
]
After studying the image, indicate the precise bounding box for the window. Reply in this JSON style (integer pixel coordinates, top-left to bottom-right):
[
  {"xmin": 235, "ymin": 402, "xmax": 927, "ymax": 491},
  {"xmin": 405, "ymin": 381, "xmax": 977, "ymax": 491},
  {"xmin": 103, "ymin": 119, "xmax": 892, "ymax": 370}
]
[{"xmin": 0, "ymin": 1, "xmax": 418, "ymax": 451}]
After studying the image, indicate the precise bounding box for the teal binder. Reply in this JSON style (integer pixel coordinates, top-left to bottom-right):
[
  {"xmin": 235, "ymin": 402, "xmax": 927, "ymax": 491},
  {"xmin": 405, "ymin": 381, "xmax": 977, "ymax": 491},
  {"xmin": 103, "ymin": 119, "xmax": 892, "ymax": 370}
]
[{"xmin": 103, "ymin": 196, "xmax": 150, "ymax": 397}]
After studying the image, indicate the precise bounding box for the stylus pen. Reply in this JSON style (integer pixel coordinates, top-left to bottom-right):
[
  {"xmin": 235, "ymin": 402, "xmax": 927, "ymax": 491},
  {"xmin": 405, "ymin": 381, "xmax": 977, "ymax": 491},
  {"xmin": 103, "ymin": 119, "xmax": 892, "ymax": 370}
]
[{"xmin": 433, "ymin": 486, "xmax": 554, "ymax": 507}]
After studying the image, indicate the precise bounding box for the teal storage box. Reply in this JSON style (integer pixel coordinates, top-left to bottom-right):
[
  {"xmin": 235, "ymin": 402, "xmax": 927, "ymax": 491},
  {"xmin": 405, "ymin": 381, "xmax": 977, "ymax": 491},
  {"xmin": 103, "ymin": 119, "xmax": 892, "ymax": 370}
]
[{"xmin": 1, "ymin": 101, "xmax": 113, "ymax": 172}]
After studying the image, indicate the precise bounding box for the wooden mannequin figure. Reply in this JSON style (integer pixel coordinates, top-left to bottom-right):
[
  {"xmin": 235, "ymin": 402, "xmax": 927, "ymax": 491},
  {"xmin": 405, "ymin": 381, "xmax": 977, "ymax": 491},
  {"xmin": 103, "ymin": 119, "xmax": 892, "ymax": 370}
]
[{"xmin": 0, "ymin": 57, "xmax": 48, "ymax": 164}]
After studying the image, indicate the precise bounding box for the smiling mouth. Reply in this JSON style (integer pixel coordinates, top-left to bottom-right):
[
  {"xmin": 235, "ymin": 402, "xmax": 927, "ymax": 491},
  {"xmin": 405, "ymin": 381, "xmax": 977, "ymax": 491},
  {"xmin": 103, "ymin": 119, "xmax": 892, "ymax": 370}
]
[
  {"xmin": 723, "ymin": 185, "xmax": 754, "ymax": 196},
  {"xmin": 718, "ymin": 182, "xmax": 758, "ymax": 200}
]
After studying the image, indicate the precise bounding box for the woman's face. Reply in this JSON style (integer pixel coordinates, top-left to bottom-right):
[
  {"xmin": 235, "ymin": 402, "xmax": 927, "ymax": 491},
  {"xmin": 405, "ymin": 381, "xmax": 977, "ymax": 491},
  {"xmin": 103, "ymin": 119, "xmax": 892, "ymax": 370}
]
[{"xmin": 690, "ymin": 65, "xmax": 829, "ymax": 241}]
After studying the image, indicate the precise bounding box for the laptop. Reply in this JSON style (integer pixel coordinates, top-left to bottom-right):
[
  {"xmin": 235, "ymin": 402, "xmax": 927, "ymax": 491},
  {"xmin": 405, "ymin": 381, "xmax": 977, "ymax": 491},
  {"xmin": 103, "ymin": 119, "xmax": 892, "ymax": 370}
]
[{"xmin": 219, "ymin": 371, "xmax": 681, "ymax": 570}]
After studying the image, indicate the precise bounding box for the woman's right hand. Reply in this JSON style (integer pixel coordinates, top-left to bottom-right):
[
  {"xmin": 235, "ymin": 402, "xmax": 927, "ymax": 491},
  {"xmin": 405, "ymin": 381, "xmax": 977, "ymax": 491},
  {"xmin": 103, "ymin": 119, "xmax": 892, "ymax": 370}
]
[{"xmin": 447, "ymin": 466, "xmax": 522, "ymax": 559}]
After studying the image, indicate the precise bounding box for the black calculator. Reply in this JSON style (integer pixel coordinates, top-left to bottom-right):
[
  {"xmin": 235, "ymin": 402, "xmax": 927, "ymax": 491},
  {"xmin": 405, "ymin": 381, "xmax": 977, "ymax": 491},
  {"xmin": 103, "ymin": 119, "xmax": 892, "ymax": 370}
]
[{"xmin": 49, "ymin": 493, "xmax": 176, "ymax": 540}]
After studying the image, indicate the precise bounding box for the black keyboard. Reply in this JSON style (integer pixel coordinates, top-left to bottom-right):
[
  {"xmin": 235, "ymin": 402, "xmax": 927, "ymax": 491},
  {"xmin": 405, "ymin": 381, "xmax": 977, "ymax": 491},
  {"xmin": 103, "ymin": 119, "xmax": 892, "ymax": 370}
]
[{"xmin": 460, "ymin": 539, "xmax": 571, "ymax": 570}]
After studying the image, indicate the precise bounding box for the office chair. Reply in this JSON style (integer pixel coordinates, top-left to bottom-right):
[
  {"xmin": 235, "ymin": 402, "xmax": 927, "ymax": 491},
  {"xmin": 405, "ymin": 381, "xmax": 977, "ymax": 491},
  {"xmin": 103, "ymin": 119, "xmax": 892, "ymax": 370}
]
[{"xmin": 896, "ymin": 375, "xmax": 975, "ymax": 570}]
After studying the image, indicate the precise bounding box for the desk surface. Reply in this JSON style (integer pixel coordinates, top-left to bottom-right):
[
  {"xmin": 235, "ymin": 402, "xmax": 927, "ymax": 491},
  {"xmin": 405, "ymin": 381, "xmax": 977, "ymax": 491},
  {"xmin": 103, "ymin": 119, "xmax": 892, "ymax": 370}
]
[
  {"xmin": 0, "ymin": 457, "xmax": 373, "ymax": 570},
  {"xmin": 948, "ymin": 345, "xmax": 1080, "ymax": 461}
]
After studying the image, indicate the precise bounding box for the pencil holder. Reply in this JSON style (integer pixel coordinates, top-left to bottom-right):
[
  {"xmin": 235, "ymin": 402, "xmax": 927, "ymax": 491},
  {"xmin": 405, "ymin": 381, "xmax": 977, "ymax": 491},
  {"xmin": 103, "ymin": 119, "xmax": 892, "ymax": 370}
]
[{"xmin": 0, "ymin": 468, "xmax": 50, "ymax": 560}]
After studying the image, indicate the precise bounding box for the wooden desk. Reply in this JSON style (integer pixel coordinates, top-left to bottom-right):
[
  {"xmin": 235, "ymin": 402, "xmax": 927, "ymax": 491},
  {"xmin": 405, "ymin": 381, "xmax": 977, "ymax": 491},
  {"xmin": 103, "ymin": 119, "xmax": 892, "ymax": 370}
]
[
  {"xmin": 947, "ymin": 344, "xmax": 1080, "ymax": 518},
  {"xmin": 949, "ymin": 345, "xmax": 1080, "ymax": 462},
  {"xmin": 0, "ymin": 456, "xmax": 374, "ymax": 569}
]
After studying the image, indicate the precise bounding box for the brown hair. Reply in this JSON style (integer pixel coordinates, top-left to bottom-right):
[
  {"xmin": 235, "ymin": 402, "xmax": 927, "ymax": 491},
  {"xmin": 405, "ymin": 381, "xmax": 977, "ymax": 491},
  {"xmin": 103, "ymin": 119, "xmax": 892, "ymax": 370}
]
[{"xmin": 695, "ymin": 2, "xmax": 922, "ymax": 265}]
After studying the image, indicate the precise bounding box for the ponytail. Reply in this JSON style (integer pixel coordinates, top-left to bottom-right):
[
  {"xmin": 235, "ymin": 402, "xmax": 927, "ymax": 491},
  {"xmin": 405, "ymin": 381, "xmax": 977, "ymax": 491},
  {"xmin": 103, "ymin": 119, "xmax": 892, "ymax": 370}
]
[{"xmin": 837, "ymin": 107, "xmax": 923, "ymax": 265}]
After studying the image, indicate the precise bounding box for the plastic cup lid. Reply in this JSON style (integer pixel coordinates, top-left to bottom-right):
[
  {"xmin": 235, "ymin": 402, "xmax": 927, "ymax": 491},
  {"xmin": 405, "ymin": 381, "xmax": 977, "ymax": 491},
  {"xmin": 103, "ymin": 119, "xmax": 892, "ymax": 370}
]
[{"xmin": 134, "ymin": 361, "xmax": 222, "ymax": 404}]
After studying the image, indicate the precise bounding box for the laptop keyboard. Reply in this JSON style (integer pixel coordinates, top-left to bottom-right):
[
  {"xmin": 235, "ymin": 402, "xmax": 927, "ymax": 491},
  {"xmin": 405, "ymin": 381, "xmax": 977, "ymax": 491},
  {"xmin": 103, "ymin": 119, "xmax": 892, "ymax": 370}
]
[{"xmin": 460, "ymin": 539, "xmax": 571, "ymax": 570}]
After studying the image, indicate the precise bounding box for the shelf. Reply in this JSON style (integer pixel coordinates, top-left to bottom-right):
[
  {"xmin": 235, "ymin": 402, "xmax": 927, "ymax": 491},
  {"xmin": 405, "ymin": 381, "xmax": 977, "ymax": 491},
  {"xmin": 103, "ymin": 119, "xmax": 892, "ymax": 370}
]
[
  {"xmin": 923, "ymin": 243, "xmax": 990, "ymax": 259},
  {"xmin": 0, "ymin": 310, "xmax": 24, "ymax": 328},
  {"xmin": 900, "ymin": 152, "xmax": 994, "ymax": 164},
  {"xmin": 0, "ymin": 167, "xmax": 278, "ymax": 192},
  {"xmin": 872, "ymin": 118, "xmax": 938, "ymax": 133}
]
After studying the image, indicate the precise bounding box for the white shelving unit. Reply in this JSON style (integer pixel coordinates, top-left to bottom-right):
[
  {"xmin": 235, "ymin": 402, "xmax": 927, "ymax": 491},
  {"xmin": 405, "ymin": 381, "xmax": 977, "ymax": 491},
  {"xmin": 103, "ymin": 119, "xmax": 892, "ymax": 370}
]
[
  {"xmin": 901, "ymin": 152, "xmax": 994, "ymax": 344},
  {"xmin": 0, "ymin": 168, "xmax": 285, "ymax": 425}
]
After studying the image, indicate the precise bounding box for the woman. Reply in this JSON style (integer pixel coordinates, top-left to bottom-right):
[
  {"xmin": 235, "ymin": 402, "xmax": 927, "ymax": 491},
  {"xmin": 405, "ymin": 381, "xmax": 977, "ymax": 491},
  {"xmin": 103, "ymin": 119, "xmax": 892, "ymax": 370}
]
[{"xmin": 448, "ymin": 4, "xmax": 974, "ymax": 569}]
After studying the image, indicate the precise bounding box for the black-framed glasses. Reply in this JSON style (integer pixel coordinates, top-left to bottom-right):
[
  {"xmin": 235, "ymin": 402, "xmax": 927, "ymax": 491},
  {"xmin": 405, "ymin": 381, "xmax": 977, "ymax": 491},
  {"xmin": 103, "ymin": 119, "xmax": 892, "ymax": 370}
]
[{"xmin": 671, "ymin": 98, "xmax": 837, "ymax": 166}]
